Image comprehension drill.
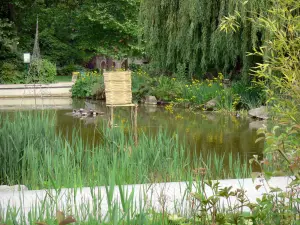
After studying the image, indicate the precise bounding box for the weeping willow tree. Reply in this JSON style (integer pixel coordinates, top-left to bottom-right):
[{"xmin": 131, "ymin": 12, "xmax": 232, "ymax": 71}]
[{"xmin": 140, "ymin": 0, "xmax": 270, "ymax": 80}]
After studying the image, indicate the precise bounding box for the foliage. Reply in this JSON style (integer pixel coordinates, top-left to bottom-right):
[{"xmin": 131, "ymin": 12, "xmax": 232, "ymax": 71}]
[
  {"xmin": 172, "ymin": 177, "xmax": 300, "ymax": 225},
  {"xmin": 27, "ymin": 59, "xmax": 57, "ymax": 83},
  {"xmin": 220, "ymin": 0, "xmax": 300, "ymax": 223},
  {"xmin": 249, "ymin": 0, "xmax": 299, "ymax": 180},
  {"xmin": 0, "ymin": 61, "xmax": 24, "ymax": 84},
  {"xmin": 177, "ymin": 78, "xmax": 223, "ymax": 108},
  {"xmin": 139, "ymin": 0, "xmax": 269, "ymax": 78},
  {"xmin": 151, "ymin": 76, "xmax": 182, "ymax": 101},
  {"xmin": 129, "ymin": 63, "xmax": 142, "ymax": 72},
  {"xmin": 0, "ymin": 18, "xmax": 18, "ymax": 60},
  {"xmin": 57, "ymin": 64, "xmax": 86, "ymax": 76},
  {"xmin": 0, "ymin": 0, "xmax": 140, "ymax": 68},
  {"xmin": 0, "ymin": 112, "xmax": 251, "ymax": 189},
  {"xmin": 131, "ymin": 69, "xmax": 152, "ymax": 102},
  {"xmin": 231, "ymin": 80, "xmax": 265, "ymax": 110},
  {"xmin": 71, "ymin": 71, "xmax": 104, "ymax": 99},
  {"xmin": 132, "ymin": 69, "xmax": 264, "ymax": 110}
]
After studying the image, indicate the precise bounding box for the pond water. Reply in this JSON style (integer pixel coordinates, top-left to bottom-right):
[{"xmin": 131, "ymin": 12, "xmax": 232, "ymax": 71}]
[{"xmin": 0, "ymin": 98, "xmax": 264, "ymax": 160}]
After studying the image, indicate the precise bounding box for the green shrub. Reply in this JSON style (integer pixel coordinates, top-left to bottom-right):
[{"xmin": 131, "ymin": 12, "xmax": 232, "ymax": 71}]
[
  {"xmin": 131, "ymin": 70, "xmax": 152, "ymax": 102},
  {"xmin": 27, "ymin": 59, "xmax": 57, "ymax": 83},
  {"xmin": 71, "ymin": 71, "xmax": 103, "ymax": 98},
  {"xmin": 91, "ymin": 76, "xmax": 105, "ymax": 100},
  {"xmin": 152, "ymin": 76, "xmax": 183, "ymax": 101},
  {"xmin": 0, "ymin": 62, "xmax": 24, "ymax": 84},
  {"xmin": 231, "ymin": 80, "xmax": 265, "ymax": 110},
  {"xmin": 129, "ymin": 63, "xmax": 142, "ymax": 72}
]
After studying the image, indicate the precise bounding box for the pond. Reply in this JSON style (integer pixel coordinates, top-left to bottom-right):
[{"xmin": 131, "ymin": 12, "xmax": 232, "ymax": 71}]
[{"xmin": 0, "ymin": 97, "xmax": 263, "ymax": 160}]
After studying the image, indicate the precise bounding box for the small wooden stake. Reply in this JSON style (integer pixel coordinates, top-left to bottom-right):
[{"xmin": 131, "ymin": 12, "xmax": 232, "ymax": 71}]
[
  {"xmin": 109, "ymin": 106, "xmax": 114, "ymax": 128},
  {"xmin": 134, "ymin": 104, "xmax": 138, "ymax": 146}
]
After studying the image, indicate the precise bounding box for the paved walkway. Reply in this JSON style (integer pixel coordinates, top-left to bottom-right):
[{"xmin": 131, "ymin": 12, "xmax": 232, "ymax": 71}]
[{"xmin": 0, "ymin": 177, "xmax": 294, "ymax": 222}]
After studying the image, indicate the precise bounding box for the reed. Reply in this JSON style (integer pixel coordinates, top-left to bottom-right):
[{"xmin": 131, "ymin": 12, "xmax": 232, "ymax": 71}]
[{"xmin": 0, "ymin": 112, "xmax": 251, "ymax": 190}]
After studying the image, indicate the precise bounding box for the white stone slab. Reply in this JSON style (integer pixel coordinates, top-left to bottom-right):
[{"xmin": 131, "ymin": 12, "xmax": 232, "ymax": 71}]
[
  {"xmin": 0, "ymin": 97, "xmax": 73, "ymax": 110},
  {"xmin": 0, "ymin": 177, "xmax": 295, "ymax": 223},
  {"xmin": 0, "ymin": 83, "xmax": 73, "ymax": 98}
]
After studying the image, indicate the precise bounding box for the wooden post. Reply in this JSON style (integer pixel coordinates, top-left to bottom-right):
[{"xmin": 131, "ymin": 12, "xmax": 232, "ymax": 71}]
[
  {"xmin": 134, "ymin": 104, "xmax": 138, "ymax": 146},
  {"xmin": 109, "ymin": 106, "xmax": 114, "ymax": 128}
]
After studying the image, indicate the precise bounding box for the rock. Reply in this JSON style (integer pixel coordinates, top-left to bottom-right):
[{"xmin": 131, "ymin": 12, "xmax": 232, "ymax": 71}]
[
  {"xmin": 205, "ymin": 99, "xmax": 218, "ymax": 111},
  {"xmin": 248, "ymin": 106, "xmax": 268, "ymax": 120},
  {"xmin": 0, "ymin": 185, "xmax": 28, "ymax": 192},
  {"xmin": 145, "ymin": 96, "xmax": 157, "ymax": 105},
  {"xmin": 249, "ymin": 120, "xmax": 266, "ymax": 130}
]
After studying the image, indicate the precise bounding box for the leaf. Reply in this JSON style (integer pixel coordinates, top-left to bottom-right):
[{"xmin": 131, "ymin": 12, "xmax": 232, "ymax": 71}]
[
  {"xmin": 56, "ymin": 211, "xmax": 65, "ymax": 223},
  {"xmin": 288, "ymin": 179, "xmax": 300, "ymax": 187},
  {"xmin": 264, "ymin": 171, "xmax": 273, "ymax": 181},
  {"xmin": 242, "ymin": 0, "xmax": 249, "ymax": 5},
  {"xmin": 59, "ymin": 216, "xmax": 76, "ymax": 225},
  {"xmin": 255, "ymin": 137, "xmax": 265, "ymax": 143},
  {"xmin": 251, "ymin": 172, "xmax": 261, "ymax": 182},
  {"xmin": 36, "ymin": 222, "xmax": 48, "ymax": 225},
  {"xmin": 270, "ymin": 187, "xmax": 282, "ymax": 193},
  {"xmin": 190, "ymin": 192, "xmax": 205, "ymax": 201},
  {"xmin": 255, "ymin": 185, "xmax": 262, "ymax": 190}
]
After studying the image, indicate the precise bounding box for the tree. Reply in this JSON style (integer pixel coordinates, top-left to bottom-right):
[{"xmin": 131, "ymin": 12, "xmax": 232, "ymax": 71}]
[
  {"xmin": 0, "ymin": 0, "xmax": 141, "ymax": 67},
  {"xmin": 0, "ymin": 18, "xmax": 18, "ymax": 60},
  {"xmin": 221, "ymin": 0, "xmax": 300, "ymax": 178},
  {"xmin": 139, "ymin": 0, "xmax": 270, "ymax": 79}
]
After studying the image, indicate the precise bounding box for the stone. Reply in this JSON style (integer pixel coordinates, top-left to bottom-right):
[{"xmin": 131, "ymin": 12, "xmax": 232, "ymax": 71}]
[
  {"xmin": 0, "ymin": 177, "xmax": 294, "ymax": 222},
  {"xmin": 248, "ymin": 106, "xmax": 269, "ymax": 120},
  {"xmin": 145, "ymin": 96, "xmax": 157, "ymax": 105},
  {"xmin": 0, "ymin": 185, "xmax": 28, "ymax": 192},
  {"xmin": 205, "ymin": 98, "xmax": 218, "ymax": 111}
]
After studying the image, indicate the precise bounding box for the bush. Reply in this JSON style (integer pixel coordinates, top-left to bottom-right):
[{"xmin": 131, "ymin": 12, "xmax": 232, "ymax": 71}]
[
  {"xmin": 129, "ymin": 63, "xmax": 142, "ymax": 72},
  {"xmin": 0, "ymin": 62, "xmax": 24, "ymax": 84},
  {"xmin": 152, "ymin": 76, "xmax": 183, "ymax": 101},
  {"xmin": 71, "ymin": 71, "xmax": 103, "ymax": 98},
  {"xmin": 132, "ymin": 69, "xmax": 152, "ymax": 102},
  {"xmin": 231, "ymin": 80, "xmax": 265, "ymax": 110},
  {"xmin": 57, "ymin": 64, "xmax": 86, "ymax": 76},
  {"xmin": 27, "ymin": 59, "xmax": 57, "ymax": 83}
]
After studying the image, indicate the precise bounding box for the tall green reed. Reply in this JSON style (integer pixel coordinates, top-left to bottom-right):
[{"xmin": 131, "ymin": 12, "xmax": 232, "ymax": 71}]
[{"xmin": 0, "ymin": 112, "xmax": 251, "ymax": 190}]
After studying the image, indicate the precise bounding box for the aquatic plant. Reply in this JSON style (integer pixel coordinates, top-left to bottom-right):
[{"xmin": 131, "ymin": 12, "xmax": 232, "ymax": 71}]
[{"xmin": 0, "ymin": 112, "xmax": 251, "ymax": 189}]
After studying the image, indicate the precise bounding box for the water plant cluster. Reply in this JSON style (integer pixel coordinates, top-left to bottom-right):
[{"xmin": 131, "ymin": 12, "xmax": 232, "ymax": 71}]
[
  {"xmin": 0, "ymin": 111, "xmax": 250, "ymax": 190},
  {"xmin": 1, "ymin": 111, "xmax": 299, "ymax": 224}
]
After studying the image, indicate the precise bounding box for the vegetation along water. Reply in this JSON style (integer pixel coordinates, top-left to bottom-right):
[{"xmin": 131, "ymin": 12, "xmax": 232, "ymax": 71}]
[{"xmin": 0, "ymin": 0, "xmax": 299, "ymax": 224}]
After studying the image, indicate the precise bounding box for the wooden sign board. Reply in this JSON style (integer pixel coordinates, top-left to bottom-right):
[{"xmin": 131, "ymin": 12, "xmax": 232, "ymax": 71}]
[{"xmin": 104, "ymin": 71, "xmax": 132, "ymax": 106}]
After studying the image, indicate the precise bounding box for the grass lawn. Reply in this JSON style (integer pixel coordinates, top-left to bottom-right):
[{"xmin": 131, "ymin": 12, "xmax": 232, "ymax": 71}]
[{"xmin": 55, "ymin": 76, "xmax": 72, "ymax": 82}]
